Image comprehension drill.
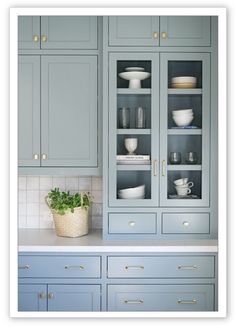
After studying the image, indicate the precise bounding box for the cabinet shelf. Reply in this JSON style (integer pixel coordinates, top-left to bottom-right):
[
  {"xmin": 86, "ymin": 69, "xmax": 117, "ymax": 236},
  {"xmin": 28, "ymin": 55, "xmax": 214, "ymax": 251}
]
[
  {"xmin": 168, "ymin": 129, "xmax": 202, "ymax": 135},
  {"xmin": 117, "ymin": 88, "xmax": 151, "ymax": 95},
  {"xmin": 117, "ymin": 129, "xmax": 151, "ymax": 135},
  {"xmin": 116, "ymin": 164, "xmax": 151, "ymax": 171},
  {"xmin": 167, "ymin": 165, "xmax": 202, "ymax": 171},
  {"xmin": 168, "ymin": 88, "xmax": 202, "ymax": 95}
]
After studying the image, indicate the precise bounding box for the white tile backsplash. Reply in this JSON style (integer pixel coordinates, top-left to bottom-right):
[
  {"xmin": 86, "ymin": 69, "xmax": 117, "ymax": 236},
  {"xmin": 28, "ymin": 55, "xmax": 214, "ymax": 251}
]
[{"xmin": 18, "ymin": 175, "xmax": 103, "ymax": 230}]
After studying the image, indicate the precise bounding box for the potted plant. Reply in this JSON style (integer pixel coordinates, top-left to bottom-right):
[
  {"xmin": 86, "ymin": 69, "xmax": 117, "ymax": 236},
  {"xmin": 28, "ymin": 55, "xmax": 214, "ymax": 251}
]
[{"xmin": 45, "ymin": 188, "xmax": 92, "ymax": 238}]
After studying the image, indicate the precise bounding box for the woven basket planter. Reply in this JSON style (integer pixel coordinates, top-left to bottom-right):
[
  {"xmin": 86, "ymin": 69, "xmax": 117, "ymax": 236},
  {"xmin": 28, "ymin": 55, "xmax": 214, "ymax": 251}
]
[{"xmin": 45, "ymin": 196, "xmax": 89, "ymax": 238}]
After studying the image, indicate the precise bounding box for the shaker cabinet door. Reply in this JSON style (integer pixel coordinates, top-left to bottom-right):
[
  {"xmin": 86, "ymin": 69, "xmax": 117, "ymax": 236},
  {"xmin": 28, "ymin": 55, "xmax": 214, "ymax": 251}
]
[
  {"xmin": 18, "ymin": 16, "xmax": 40, "ymax": 49},
  {"xmin": 160, "ymin": 16, "xmax": 211, "ymax": 46},
  {"xmin": 41, "ymin": 56, "xmax": 98, "ymax": 167},
  {"xmin": 18, "ymin": 284, "xmax": 47, "ymax": 311},
  {"xmin": 18, "ymin": 55, "xmax": 40, "ymax": 166},
  {"xmin": 109, "ymin": 16, "xmax": 159, "ymax": 46},
  {"xmin": 41, "ymin": 16, "xmax": 98, "ymax": 49}
]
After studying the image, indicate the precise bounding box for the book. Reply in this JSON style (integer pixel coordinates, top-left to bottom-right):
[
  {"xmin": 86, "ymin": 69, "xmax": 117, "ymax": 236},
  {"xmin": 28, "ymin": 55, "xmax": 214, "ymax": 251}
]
[{"xmin": 116, "ymin": 155, "xmax": 150, "ymax": 160}]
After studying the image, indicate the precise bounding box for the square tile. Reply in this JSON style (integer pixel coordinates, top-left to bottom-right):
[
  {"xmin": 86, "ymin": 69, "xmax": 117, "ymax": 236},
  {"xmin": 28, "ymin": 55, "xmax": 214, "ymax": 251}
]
[
  {"xmin": 65, "ymin": 177, "xmax": 79, "ymax": 191},
  {"xmin": 18, "ymin": 190, "xmax": 26, "ymax": 203},
  {"xmin": 92, "ymin": 203, "xmax": 102, "ymax": 217},
  {"xmin": 52, "ymin": 177, "xmax": 66, "ymax": 190},
  {"xmin": 26, "ymin": 216, "xmax": 40, "ymax": 229},
  {"xmin": 19, "ymin": 203, "xmax": 27, "ymax": 216},
  {"xmin": 40, "ymin": 190, "xmax": 50, "ymax": 203},
  {"xmin": 27, "ymin": 203, "xmax": 40, "ymax": 216},
  {"xmin": 18, "ymin": 176, "xmax": 26, "ymax": 190},
  {"xmin": 27, "ymin": 176, "xmax": 39, "ymax": 190},
  {"xmin": 91, "ymin": 190, "xmax": 102, "ymax": 204},
  {"xmin": 92, "ymin": 177, "xmax": 102, "ymax": 191},
  {"xmin": 79, "ymin": 177, "xmax": 91, "ymax": 191},
  {"xmin": 40, "ymin": 177, "xmax": 53, "ymax": 191},
  {"xmin": 18, "ymin": 215, "xmax": 27, "ymax": 229},
  {"xmin": 27, "ymin": 190, "xmax": 39, "ymax": 203}
]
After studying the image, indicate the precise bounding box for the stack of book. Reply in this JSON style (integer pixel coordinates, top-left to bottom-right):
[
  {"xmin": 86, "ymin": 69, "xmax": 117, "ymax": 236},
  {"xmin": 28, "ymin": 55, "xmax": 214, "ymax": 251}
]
[{"xmin": 116, "ymin": 155, "xmax": 150, "ymax": 165}]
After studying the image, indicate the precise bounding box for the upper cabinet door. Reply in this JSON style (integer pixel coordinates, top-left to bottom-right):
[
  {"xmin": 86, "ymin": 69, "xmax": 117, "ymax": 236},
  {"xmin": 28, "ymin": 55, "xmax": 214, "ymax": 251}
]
[
  {"xmin": 160, "ymin": 16, "xmax": 211, "ymax": 47},
  {"xmin": 41, "ymin": 56, "xmax": 98, "ymax": 167},
  {"xmin": 109, "ymin": 16, "xmax": 159, "ymax": 46},
  {"xmin": 18, "ymin": 16, "xmax": 40, "ymax": 49},
  {"xmin": 41, "ymin": 16, "xmax": 98, "ymax": 49},
  {"xmin": 18, "ymin": 55, "xmax": 40, "ymax": 166}
]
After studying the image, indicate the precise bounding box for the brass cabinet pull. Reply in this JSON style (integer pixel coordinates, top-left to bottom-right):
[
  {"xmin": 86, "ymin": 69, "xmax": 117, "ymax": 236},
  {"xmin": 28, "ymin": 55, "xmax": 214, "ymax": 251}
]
[
  {"xmin": 178, "ymin": 265, "xmax": 197, "ymax": 270},
  {"xmin": 153, "ymin": 159, "xmax": 158, "ymax": 176},
  {"xmin": 177, "ymin": 299, "xmax": 197, "ymax": 305},
  {"xmin": 128, "ymin": 221, "xmax": 136, "ymax": 227},
  {"xmin": 64, "ymin": 265, "xmax": 85, "ymax": 270},
  {"xmin": 34, "ymin": 154, "xmax": 39, "ymax": 160},
  {"xmin": 162, "ymin": 160, "xmax": 166, "ymax": 176},
  {"xmin": 39, "ymin": 292, "xmax": 46, "ymax": 299},
  {"xmin": 42, "ymin": 153, "xmax": 47, "ymax": 160},
  {"xmin": 42, "ymin": 35, "xmax": 47, "ymax": 42},
  {"xmin": 153, "ymin": 31, "xmax": 158, "ymax": 39},
  {"xmin": 18, "ymin": 264, "xmax": 30, "ymax": 270},
  {"xmin": 125, "ymin": 265, "xmax": 144, "ymax": 270},
  {"xmin": 33, "ymin": 35, "xmax": 39, "ymax": 42},
  {"xmin": 48, "ymin": 292, "xmax": 54, "ymax": 299},
  {"xmin": 124, "ymin": 299, "xmax": 144, "ymax": 304},
  {"xmin": 161, "ymin": 31, "xmax": 167, "ymax": 39}
]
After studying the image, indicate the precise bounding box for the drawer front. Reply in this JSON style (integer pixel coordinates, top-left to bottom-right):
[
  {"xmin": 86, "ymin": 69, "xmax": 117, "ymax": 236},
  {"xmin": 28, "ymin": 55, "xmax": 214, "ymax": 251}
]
[
  {"xmin": 162, "ymin": 213, "xmax": 210, "ymax": 234},
  {"xmin": 107, "ymin": 256, "xmax": 215, "ymax": 278},
  {"xmin": 18, "ymin": 256, "xmax": 101, "ymax": 278},
  {"xmin": 108, "ymin": 213, "xmax": 156, "ymax": 234},
  {"xmin": 108, "ymin": 285, "xmax": 214, "ymax": 311}
]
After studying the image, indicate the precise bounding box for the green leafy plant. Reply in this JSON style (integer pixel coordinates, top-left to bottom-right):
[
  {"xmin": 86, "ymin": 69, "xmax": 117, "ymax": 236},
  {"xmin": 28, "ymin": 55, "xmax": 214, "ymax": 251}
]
[{"xmin": 46, "ymin": 188, "xmax": 92, "ymax": 215}]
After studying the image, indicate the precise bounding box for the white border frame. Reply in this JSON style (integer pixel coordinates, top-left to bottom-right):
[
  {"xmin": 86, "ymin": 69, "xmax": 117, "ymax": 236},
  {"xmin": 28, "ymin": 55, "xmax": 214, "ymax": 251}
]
[{"xmin": 10, "ymin": 7, "xmax": 227, "ymax": 318}]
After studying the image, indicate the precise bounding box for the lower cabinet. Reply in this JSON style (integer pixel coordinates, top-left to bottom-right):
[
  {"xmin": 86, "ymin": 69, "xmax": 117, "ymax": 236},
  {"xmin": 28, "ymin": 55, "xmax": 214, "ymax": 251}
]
[
  {"xmin": 19, "ymin": 284, "xmax": 100, "ymax": 312},
  {"xmin": 108, "ymin": 284, "xmax": 214, "ymax": 311}
]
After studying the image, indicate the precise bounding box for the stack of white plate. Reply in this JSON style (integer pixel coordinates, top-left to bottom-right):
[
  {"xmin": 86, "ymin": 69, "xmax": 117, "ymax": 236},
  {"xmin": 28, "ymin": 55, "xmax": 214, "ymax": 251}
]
[
  {"xmin": 171, "ymin": 76, "xmax": 197, "ymax": 88},
  {"xmin": 118, "ymin": 185, "xmax": 145, "ymax": 199},
  {"xmin": 172, "ymin": 108, "xmax": 194, "ymax": 127}
]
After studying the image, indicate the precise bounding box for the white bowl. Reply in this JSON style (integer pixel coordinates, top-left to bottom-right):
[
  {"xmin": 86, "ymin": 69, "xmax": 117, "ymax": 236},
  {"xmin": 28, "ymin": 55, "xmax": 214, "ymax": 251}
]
[
  {"xmin": 172, "ymin": 115, "xmax": 194, "ymax": 127},
  {"xmin": 125, "ymin": 67, "xmax": 145, "ymax": 72},
  {"xmin": 172, "ymin": 109, "xmax": 193, "ymax": 115},
  {"xmin": 119, "ymin": 71, "xmax": 151, "ymax": 89},
  {"xmin": 172, "ymin": 113, "xmax": 194, "ymax": 118},
  {"xmin": 171, "ymin": 76, "xmax": 197, "ymax": 84},
  {"xmin": 118, "ymin": 185, "xmax": 145, "ymax": 199}
]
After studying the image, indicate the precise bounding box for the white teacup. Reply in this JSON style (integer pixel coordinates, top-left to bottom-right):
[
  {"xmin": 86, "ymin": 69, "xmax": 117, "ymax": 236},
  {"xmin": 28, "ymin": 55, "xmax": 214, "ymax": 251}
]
[
  {"xmin": 179, "ymin": 181, "xmax": 194, "ymax": 188},
  {"xmin": 174, "ymin": 178, "xmax": 188, "ymax": 186},
  {"xmin": 175, "ymin": 186, "xmax": 191, "ymax": 196}
]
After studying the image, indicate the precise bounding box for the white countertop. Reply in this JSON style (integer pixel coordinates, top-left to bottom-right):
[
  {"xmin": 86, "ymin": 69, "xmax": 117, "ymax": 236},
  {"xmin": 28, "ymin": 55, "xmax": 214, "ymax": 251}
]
[{"xmin": 18, "ymin": 229, "xmax": 218, "ymax": 253}]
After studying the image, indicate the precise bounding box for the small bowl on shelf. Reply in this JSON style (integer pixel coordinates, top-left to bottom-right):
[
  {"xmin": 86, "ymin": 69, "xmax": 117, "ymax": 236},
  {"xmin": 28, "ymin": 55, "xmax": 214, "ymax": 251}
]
[
  {"xmin": 172, "ymin": 114, "xmax": 194, "ymax": 127},
  {"xmin": 118, "ymin": 185, "xmax": 145, "ymax": 199}
]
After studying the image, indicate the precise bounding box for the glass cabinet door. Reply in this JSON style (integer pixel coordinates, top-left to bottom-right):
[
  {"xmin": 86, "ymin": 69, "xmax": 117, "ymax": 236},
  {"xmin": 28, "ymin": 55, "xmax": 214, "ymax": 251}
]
[
  {"xmin": 108, "ymin": 53, "xmax": 159, "ymax": 207},
  {"xmin": 160, "ymin": 53, "xmax": 210, "ymax": 206}
]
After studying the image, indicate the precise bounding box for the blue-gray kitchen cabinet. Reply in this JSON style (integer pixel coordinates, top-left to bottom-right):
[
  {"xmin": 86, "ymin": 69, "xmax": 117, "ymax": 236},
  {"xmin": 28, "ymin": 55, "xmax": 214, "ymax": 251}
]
[
  {"xmin": 18, "ymin": 16, "xmax": 40, "ymax": 49},
  {"xmin": 18, "ymin": 55, "xmax": 40, "ymax": 166},
  {"xmin": 40, "ymin": 16, "xmax": 98, "ymax": 49},
  {"xmin": 159, "ymin": 52, "xmax": 210, "ymax": 207},
  {"xmin": 108, "ymin": 16, "xmax": 159, "ymax": 46},
  {"xmin": 41, "ymin": 55, "xmax": 98, "ymax": 167},
  {"xmin": 160, "ymin": 16, "xmax": 211, "ymax": 47},
  {"xmin": 18, "ymin": 284, "xmax": 47, "ymax": 311}
]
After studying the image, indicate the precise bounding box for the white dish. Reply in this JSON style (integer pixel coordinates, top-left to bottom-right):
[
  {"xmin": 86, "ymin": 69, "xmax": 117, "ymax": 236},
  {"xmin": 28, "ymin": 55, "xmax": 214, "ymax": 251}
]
[
  {"xmin": 118, "ymin": 185, "xmax": 145, "ymax": 198},
  {"xmin": 119, "ymin": 71, "xmax": 151, "ymax": 89},
  {"xmin": 172, "ymin": 115, "xmax": 194, "ymax": 127},
  {"xmin": 125, "ymin": 67, "xmax": 145, "ymax": 72},
  {"xmin": 172, "ymin": 109, "xmax": 193, "ymax": 115},
  {"xmin": 171, "ymin": 76, "xmax": 197, "ymax": 84},
  {"xmin": 118, "ymin": 194, "xmax": 145, "ymax": 199}
]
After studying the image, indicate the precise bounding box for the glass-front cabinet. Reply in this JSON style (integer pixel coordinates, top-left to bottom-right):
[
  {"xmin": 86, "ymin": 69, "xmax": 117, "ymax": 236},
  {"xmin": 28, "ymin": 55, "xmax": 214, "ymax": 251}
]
[
  {"xmin": 160, "ymin": 53, "xmax": 210, "ymax": 206},
  {"xmin": 108, "ymin": 52, "xmax": 210, "ymax": 208},
  {"xmin": 108, "ymin": 53, "xmax": 159, "ymax": 206}
]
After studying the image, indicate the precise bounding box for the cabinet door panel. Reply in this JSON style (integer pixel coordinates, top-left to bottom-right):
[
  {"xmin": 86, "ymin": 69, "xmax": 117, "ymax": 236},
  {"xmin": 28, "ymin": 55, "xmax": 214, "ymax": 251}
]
[
  {"xmin": 160, "ymin": 16, "xmax": 211, "ymax": 46},
  {"xmin": 41, "ymin": 56, "xmax": 97, "ymax": 167},
  {"xmin": 18, "ymin": 284, "xmax": 47, "ymax": 311},
  {"xmin": 18, "ymin": 56, "xmax": 40, "ymax": 166},
  {"xmin": 109, "ymin": 16, "xmax": 159, "ymax": 46},
  {"xmin": 18, "ymin": 16, "xmax": 40, "ymax": 49},
  {"xmin": 41, "ymin": 16, "xmax": 97, "ymax": 49},
  {"xmin": 48, "ymin": 285, "xmax": 100, "ymax": 311}
]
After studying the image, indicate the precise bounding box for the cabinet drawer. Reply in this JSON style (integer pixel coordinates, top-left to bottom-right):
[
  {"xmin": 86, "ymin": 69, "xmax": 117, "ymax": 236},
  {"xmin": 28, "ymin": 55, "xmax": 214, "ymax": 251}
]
[
  {"xmin": 18, "ymin": 256, "xmax": 101, "ymax": 278},
  {"xmin": 107, "ymin": 256, "xmax": 215, "ymax": 278},
  {"xmin": 108, "ymin": 213, "xmax": 156, "ymax": 234},
  {"xmin": 162, "ymin": 213, "xmax": 210, "ymax": 234},
  {"xmin": 108, "ymin": 284, "xmax": 214, "ymax": 311}
]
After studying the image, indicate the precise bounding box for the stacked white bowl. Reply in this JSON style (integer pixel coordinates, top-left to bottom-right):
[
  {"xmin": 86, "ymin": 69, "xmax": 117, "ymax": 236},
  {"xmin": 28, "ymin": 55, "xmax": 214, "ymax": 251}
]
[
  {"xmin": 118, "ymin": 185, "xmax": 145, "ymax": 199},
  {"xmin": 172, "ymin": 108, "xmax": 194, "ymax": 127}
]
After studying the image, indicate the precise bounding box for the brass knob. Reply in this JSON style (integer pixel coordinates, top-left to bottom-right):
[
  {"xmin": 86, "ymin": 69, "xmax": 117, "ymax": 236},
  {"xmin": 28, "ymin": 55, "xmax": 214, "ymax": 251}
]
[
  {"xmin": 34, "ymin": 154, "xmax": 39, "ymax": 160},
  {"xmin": 183, "ymin": 221, "xmax": 190, "ymax": 227},
  {"xmin": 42, "ymin": 154, "xmax": 47, "ymax": 160},
  {"xmin": 128, "ymin": 221, "xmax": 136, "ymax": 227},
  {"xmin": 39, "ymin": 292, "xmax": 45, "ymax": 299},
  {"xmin": 161, "ymin": 32, "xmax": 167, "ymax": 39},
  {"xmin": 153, "ymin": 31, "xmax": 158, "ymax": 39},
  {"xmin": 42, "ymin": 35, "xmax": 47, "ymax": 42},
  {"xmin": 33, "ymin": 35, "xmax": 39, "ymax": 42},
  {"xmin": 48, "ymin": 292, "xmax": 54, "ymax": 299}
]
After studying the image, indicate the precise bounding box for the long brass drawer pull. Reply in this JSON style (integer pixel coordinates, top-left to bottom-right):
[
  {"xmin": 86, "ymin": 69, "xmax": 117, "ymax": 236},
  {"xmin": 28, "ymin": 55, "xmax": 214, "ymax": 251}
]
[
  {"xmin": 124, "ymin": 299, "xmax": 144, "ymax": 304},
  {"xmin": 65, "ymin": 265, "xmax": 85, "ymax": 270},
  {"xmin": 125, "ymin": 265, "xmax": 144, "ymax": 270},
  {"xmin": 18, "ymin": 265, "xmax": 30, "ymax": 270},
  {"xmin": 177, "ymin": 299, "xmax": 197, "ymax": 305},
  {"xmin": 162, "ymin": 160, "xmax": 166, "ymax": 176},
  {"xmin": 153, "ymin": 159, "xmax": 158, "ymax": 176},
  {"xmin": 178, "ymin": 265, "xmax": 197, "ymax": 270}
]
